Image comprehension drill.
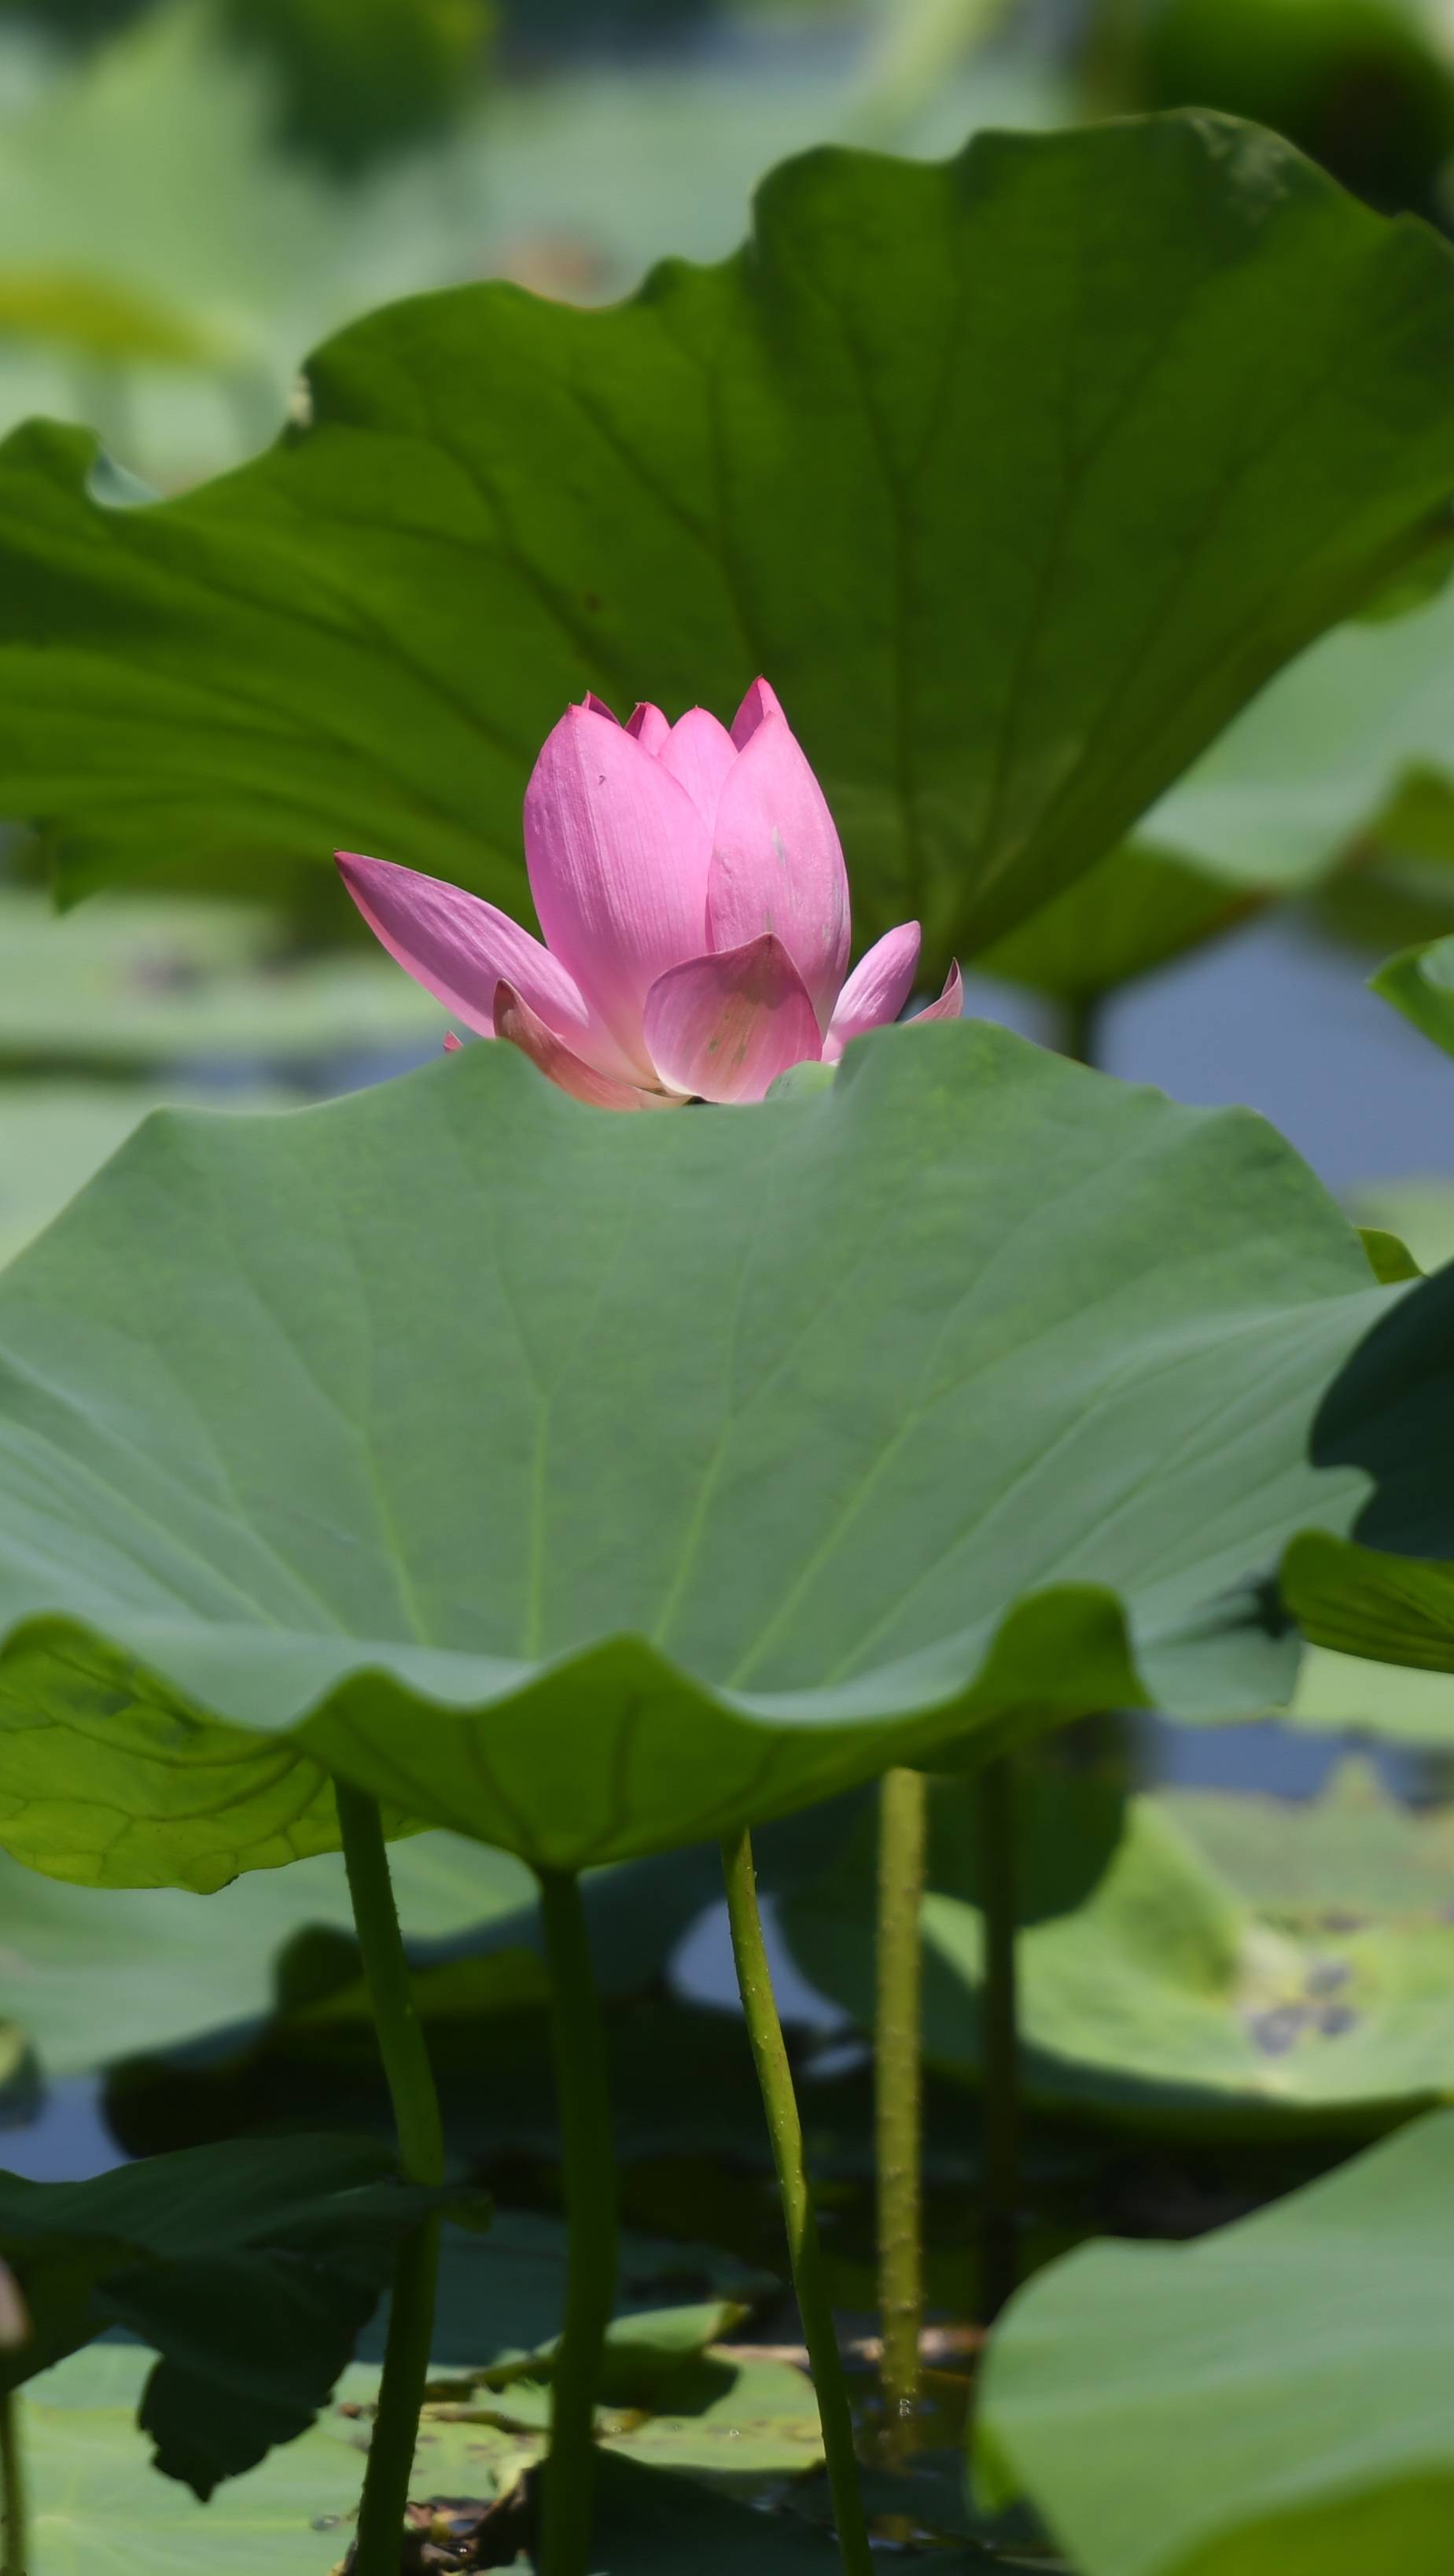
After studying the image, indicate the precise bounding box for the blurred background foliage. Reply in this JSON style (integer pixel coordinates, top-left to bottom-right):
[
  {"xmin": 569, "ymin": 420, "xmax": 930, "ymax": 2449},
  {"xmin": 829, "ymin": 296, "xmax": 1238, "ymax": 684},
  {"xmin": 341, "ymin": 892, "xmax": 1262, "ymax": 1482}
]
[{"xmin": 6, "ymin": 0, "xmax": 1454, "ymax": 2350}]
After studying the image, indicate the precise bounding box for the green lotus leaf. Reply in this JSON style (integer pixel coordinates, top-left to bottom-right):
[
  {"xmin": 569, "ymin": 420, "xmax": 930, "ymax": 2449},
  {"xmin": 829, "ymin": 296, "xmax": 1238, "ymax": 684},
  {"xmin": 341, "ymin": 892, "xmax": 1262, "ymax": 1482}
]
[
  {"xmin": 379, "ymin": 2213, "xmax": 772, "ymax": 2377},
  {"xmin": 19, "ymin": 2345, "xmax": 364, "ymax": 2574},
  {"xmin": 17, "ymin": 2344, "xmax": 849, "ymax": 2572},
  {"xmin": 0, "ymin": 1826, "xmax": 530, "ymax": 2074},
  {"xmin": 3, "ymin": 118, "xmax": 1454, "ymax": 956},
  {"xmin": 1348, "ymin": 1177, "xmax": 1454, "ymax": 1277},
  {"xmin": 1284, "ymin": 1529, "xmax": 1454, "ymax": 1673},
  {"xmin": 1303, "ymin": 1247, "xmax": 1454, "ymax": 1561},
  {"xmin": 1159, "ymin": 1756, "xmax": 1454, "ymax": 1918},
  {"xmin": 1371, "ymin": 930, "xmax": 1454, "ymax": 1060},
  {"xmin": 1356, "ymin": 1224, "xmax": 1422, "ymax": 1284},
  {"xmin": 976, "ymin": 2107, "xmax": 1454, "ymax": 2576},
  {"xmin": 0, "ymin": 1025, "xmax": 1395, "ymax": 1888},
  {"xmin": 782, "ymin": 1763, "xmax": 1454, "ymax": 2135},
  {"xmin": 0, "ymin": 2132, "xmax": 475, "ymax": 2493}
]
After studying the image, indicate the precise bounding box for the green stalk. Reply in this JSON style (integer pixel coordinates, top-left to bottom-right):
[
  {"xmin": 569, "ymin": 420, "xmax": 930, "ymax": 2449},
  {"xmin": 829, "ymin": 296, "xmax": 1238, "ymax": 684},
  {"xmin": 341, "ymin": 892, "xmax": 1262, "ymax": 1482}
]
[
  {"xmin": 1060, "ymin": 989, "xmax": 1103, "ymax": 1071},
  {"xmin": 335, "ymin": 1779, "xmax": 445, "ymax": 2576},
  {"xmin": 1077, "ymin": 0, "xmax": 1143, "ymax": 114},
  {"xmin": 875, "ymin": 1767, "xmax": 926, "ymax": 2457},
  {"xmin": 975, "ymin": 1755, "xmax": 1021, "ymax": 2322},
  {"xmin": 721, "ymin": 1829, "xmax": 874, "ymax": 2576},
  {"xmin": 536, "ymin": 1868, "xmax": 618, "ymax": 2576},
  {"xmin": 1, "ymin": 2386, "xmax": 24, "ymax": 2576}
]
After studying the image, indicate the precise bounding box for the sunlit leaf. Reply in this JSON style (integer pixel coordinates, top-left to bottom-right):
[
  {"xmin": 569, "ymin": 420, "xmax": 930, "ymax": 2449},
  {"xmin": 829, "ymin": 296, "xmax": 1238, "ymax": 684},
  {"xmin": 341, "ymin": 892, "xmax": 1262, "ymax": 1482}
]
[
  {"xmin": 782, "ymin": 1766, "xmax": 1454, "ymax": 2135},
  {"xmin": 4, "ymin": 117, "xmax": 1454, "ymax": 955},
  {"xmin": 976, "ymin": 2108, "xmax": 1454, "ymax": 2576},
  {"xmin": 0, "ymin": 1026, "xmax": 1391, "ymax": 1887},
  {"xmin": 17, "ymin": 2344, "xmax": 848, "ymax": 2571},
  {"xmin": 20, "ymin": 2344, "xmax": 363, "ymax": 2573}
]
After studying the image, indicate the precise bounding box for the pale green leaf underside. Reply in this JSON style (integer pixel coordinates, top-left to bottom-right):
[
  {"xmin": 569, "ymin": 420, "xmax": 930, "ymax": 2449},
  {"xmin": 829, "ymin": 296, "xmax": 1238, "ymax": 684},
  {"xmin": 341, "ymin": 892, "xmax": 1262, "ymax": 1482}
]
[
  {"xmin": 6, "ymin": 116, "xmax": 1454, "ymax": 959},
  {"xmin": 0, "ymin": 1025, "xmax": 1388, "ymax": 1885},
  {"xmin": 977, "ymin": 2109, "xmax": 1454, "ymax": 2576}
]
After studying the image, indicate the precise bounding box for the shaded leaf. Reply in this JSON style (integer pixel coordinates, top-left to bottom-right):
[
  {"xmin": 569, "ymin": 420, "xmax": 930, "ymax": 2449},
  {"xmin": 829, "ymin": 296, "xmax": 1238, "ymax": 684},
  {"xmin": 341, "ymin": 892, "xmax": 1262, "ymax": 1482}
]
[
  {"xmin": 0, "ymin": 1026, "xmax": 1390, "ymax": 1886},
  {"xmin": 977, "ymin": 2108, "xmax": 1454, "ymax": 2576},
  {"xmin": 0, "ymin": 2132, "xmax": 470, "ymax": 2493},
  {"xmin": 0, "ymin": 1827, "xmax": 529, "ymax": 2077},
  {"xmin": 362, "ymin": 2213, "xmax": 774, "ymax": 2375},
  {"xmin": 5, "ymin": 119, "xmax": 1454, "ymax": 953}
]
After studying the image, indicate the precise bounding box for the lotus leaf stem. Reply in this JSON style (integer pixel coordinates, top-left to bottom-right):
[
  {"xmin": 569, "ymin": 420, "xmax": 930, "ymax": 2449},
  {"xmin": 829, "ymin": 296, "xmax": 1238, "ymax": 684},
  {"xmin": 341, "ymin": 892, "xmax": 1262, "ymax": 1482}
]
[
  {"xmin": 1, "ymin": 2385, "xmax": 24, "ymax": 2576},
  {"xmin": 976, "ymin": 1753, "xmax": 1021, "ymax": 2322},
  {"xmin": 875, "ymin": 1765, "xmax": 926, "ymax": 2456},
  {"xmin": 336, "ymin": 1778, "xmax": 445, "ymax": 2576},
  {"xmin": 721, "ymin": 1827, "xmax": 873, "ymax": 2576},
  {"xmin": 536, "ymin": 1867, "xmax": 619, "ymax": 2576}
]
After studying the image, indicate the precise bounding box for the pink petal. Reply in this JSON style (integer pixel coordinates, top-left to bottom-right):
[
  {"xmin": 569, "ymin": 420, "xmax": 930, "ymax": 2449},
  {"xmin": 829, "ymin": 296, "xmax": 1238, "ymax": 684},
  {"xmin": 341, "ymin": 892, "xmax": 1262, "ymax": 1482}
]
[
  {"xmin": 661, "ymin": 706, "xmax": 737, "ymax": 824},
  {"xmin": 823, "ymin": 922, "xmax": 923, "ymax": 1063},
  {"xmin": 583, "ymin": 692, "xmax": 618, "ymax": 721},
  {"xmin": 642, "ymin": 934, "xmax": 823, "ymax": 1105},
  {"xmin": 705, "ymin": 712, "xmax": 850, "ymax": 1027},
  {"xmin": 731, "ymin": 676, "xmax": 785, "ymax": 749},
  {"xmin": 495, "ymin": 982, "xmax": 679, "ymax": 1111},
  {"xmin": 909, "ymin": 960, "xmax": 964, "ymax": 1027},
  {"xmin": 337, "ymin": 851, "xmax": 592, "ymax": 1048},
  {"xmin": 524, "ymin": 705, "xmax": 712, "ymax": 1075},
  {"xmin": 443, "ymin": 1031, "xmax": 462, "ymax": 1053},
  {"xmin": 626, "ymin": 702, "xmax": 670, "ymax": 754}
]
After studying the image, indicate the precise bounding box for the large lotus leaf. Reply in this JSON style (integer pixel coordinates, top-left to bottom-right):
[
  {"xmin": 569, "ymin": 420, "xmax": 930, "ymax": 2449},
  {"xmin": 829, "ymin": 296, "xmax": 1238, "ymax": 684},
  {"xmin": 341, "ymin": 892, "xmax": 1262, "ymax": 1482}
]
[
  {"xmin": 975, "ymin": 2108, "xmax": 1454, "ymax": 2576},
  {"xmin": 0, "ymin": 891, "xmax": 440, "ymax": 1069},
  {"xmin": 782, "ymin": 1766, "xmax": 1454, "ymax": 2135},
  {"xmin": 1159, "ymin": 1757, "xmax": 1454, "ymax": 1914},
  {"xmin": 0, "ymin": 1026, "xmax": 1394, "ymax": 1887},
  {"xmin": 5, "ymin": 120, "xmax": 1454, "ymax": 955},
  {"xmin": 18, "ymin": 2346, "xmax": 363, "ymax": 2574},
  {"xmin": 16, "ymin": 2346, "xmax": 852, "ymax": 2574}
]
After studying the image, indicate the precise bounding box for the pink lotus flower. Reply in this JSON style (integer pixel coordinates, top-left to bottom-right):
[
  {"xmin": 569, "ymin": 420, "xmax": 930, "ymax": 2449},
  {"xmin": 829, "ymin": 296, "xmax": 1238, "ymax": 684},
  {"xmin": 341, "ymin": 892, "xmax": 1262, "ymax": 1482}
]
[{"xmin": 338, "ymin": 679, "xmax": 962, "ymax": 1108}]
